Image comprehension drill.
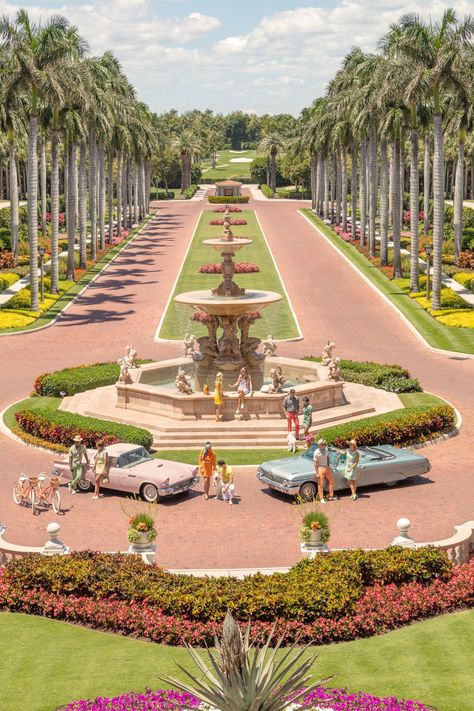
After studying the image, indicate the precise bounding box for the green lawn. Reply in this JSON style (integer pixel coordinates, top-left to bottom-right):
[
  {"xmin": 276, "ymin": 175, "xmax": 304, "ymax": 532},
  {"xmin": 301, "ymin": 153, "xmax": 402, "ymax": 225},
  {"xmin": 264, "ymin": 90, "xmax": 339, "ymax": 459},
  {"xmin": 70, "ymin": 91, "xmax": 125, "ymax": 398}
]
[
  {"xmin": 398, "ymin": 392, "xmax": 447, "ymax": 408},
  {"xmin": 1, "ymin": 610, "xmax": 473, "ymax": 710},
  {"xmin": 201, "ymin": 149, "xmax": 256, "ymax": 182},
  {"xmin": 301, "ymin": 210, "xmax": 474, "ymax": 355},
  {"xmin": 158, "ymin": 209, "xmax": 299, "ymax": 340},
  {"xmin": 154, "ymin": 447, "xmax": 296, "ymax": 465},
  {"xmin": 2, "ymin": 396, "xmax": 60, "ymax": 430}
]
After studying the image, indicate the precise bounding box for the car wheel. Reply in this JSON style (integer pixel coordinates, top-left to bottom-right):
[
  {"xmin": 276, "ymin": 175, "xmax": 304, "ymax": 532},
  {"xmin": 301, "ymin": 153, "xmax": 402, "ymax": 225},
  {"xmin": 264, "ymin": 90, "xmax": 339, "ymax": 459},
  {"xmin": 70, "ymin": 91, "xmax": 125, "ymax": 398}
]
[
  {"xmin": 299, "ymin": 481, "xmax": 317, "ymax": 502},
  {"xmin": 385, "ymin": 480, "xmax": 398, "ymax": 487},
  {"xmin": 78, "ymin": 477, "xmax": 92, "ymax": 492},
  {"xmin": 141, "ymin": 483, "xmax": 159, "ymax": 503}
]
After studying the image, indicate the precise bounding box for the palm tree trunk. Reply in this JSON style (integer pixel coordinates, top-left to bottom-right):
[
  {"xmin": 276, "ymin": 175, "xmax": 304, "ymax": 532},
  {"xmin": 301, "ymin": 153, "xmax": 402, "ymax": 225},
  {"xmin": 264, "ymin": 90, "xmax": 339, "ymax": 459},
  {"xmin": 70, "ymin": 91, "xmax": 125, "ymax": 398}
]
[
  {"xmin": 66, "ymin": 140, "xmax": 77, "ymax": 282},
  {"xmin": 317, "ymin": 156, "xmax": 324, "ymax": 215},
  {"xmin": 270, "ymin": 152, "xmax": 277, "ymax": 193},
  {"xmin": 359, "ymin": 136, "xmax": 367, "ymax": 246},
  {"xmin": 122, "ymin": 157, "xmax": 128, "ymax": 229},
  {"xmin": 116, "ymin": 152, "xmax": 122, "ymax": 237},
  {"xmin": 336, "ymin": 145, "xmax": 342, "ymax": 226},
  {"xmin": 127, "ymin": 158, "xmax": 133, "ymax": 228},
  {"xmin": 98, "ymin": 142, "xmax": 106, "ymax": 250},
  {"xmin": 133, "ymin": 158, "xmax": 139, "ymax": 224},
  {"xmin": 341, "ymin": 146, "xmax": 348, "ymax": 232},
  {"xmin": 380, "ymin": 138, "xmax": 389, "ymax": 267},
  {"xmin": 330, "ymin": 155, "xmax": 335, "ymax": 222},
  {"xmin": 351, "ymin": 146, "xmax": 357, "ymax": 240},
  {"xmin": 27, "ymin": 115, "xmax": 39, "ymax": 311},
  {"xmin": 471, "ymin": 161, "xmax": 474, "ymax": 200},
  {"xmin": 323, "ymin": 158, "xmax": 329, "ymax": 221},
  {"xmin": 180, "ymin": 154, "xmax": 187, "ymax": 192},
  {"xmin": 423, "ymin": 133, "xmax": 430, "ymax": 235},
  {"xmin": 8, "ymin": 133, "xmax": 19, "ymax": 265},
  {"xmin": 89, "ymin": 127, "xmax": 97, "ymax": 261},
  {"xmin": 310, "ymin": 152, "xmax": 317, "ymax": 211},
  {"xmin": 78, "ymin": 141, "xmax": 87, "ymax": 269},
  {"xmin": 64, "ymin": 140, "xmax": 69, "ymax": 231},
  {"xmin": 454, "ymin": 135, "xmax": 465, "ymax": 265},
  {"xmin": 410, "ymin": 128, "xmax": 420, "ymax": 291},
  {"xmin": 108, "ymin": 149, "xmax": 114, "ymax": 243},
  {"xmin": 50, "ymin": 129, "xmax": 59, "ymax": 294},
  {"xmin": 432, "ymin": 114, "xmax": 444, "ymax": 310},
  {"xmin": 145, "ymin": 159, "xmax": 151, "ymax": 214},
  {"xmin": 40, "ymin": 136, "xmax": 47, "ymax": 237},
  {"xmin": 391, "ymin": 139, "xmax": 402, "ymax": 278},
  {"xmin": 368, "ymin": 125, "xmax": 377, "ymax": 257},
  {"xmin": 400, "ymin": 140, "xmax": 405, "ymax": 228}
]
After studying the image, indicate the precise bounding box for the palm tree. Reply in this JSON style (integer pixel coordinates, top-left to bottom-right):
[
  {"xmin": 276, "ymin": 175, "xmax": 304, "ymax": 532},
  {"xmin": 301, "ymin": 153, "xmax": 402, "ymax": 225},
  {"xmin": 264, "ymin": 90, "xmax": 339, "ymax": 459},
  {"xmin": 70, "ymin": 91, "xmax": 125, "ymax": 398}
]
[
  {"xmin": 381, "ymin": 9, "xmax": 474, "ymax": 308},
  {"xmin": 258, "ymin": 132, "xmax": 285, "ymax": 193},
  {"xmin": 0, "ymin": 10, "xmax": 87, "ymax": 309},
  {"xmin": 172, "ymin": 129, "xmax": 202, "ymax": 192}
]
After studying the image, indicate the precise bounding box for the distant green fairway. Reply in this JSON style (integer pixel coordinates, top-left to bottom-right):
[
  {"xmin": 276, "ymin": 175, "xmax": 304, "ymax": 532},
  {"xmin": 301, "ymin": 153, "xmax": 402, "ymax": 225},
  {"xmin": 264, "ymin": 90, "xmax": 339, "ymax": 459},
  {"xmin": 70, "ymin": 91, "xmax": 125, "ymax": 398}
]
[
  {"xmin": 202, "ymin": 149, "xmax": 256, "ymax": 181},
  {"xmin": 158, "ymin": 209, "xmax": 299, "ymax": 340}
]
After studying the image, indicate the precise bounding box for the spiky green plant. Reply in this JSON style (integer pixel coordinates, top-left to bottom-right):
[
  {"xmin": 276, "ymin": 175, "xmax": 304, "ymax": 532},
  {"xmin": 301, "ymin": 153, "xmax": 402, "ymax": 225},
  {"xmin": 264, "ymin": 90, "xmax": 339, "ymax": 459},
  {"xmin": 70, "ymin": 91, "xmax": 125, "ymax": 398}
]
[{"xmin": 161, "ymin": 610, "xmax": 333, "ymax": 710}]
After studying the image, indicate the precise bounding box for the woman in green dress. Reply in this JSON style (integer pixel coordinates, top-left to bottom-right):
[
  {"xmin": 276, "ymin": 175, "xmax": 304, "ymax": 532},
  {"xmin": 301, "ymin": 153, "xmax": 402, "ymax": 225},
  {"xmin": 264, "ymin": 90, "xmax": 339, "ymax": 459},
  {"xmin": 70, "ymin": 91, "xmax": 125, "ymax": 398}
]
[
  {"xmin": 302, "ymin": 396, "xmax": 313, "ymax": 446},
  {"xmin": 344, "ymin": 439, "xmax": 360, "ymax": 500}
]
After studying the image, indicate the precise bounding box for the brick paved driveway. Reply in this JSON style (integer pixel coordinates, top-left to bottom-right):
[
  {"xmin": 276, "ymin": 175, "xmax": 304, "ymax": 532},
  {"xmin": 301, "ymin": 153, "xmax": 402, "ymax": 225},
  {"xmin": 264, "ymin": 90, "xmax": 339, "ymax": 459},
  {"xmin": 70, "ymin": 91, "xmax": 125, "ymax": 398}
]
[{"xmin": 0, "ymin": 196, "xmax": 473, "ymax": 569}]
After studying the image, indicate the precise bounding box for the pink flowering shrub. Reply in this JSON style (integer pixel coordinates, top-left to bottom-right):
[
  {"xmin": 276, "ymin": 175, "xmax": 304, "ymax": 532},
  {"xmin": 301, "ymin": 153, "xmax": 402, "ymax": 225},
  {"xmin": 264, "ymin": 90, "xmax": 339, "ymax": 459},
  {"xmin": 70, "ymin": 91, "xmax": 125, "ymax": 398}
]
[
  {"xmin": 209, "ymin": 219, "xmax": 247, "ymax": 225},
  {"xmin": 199, "ymin": 262, "xmax": 259, "ymax": 274},
  {"xmin": 212, "ymin": 206, "xmax": 242, "ymax": 213}
]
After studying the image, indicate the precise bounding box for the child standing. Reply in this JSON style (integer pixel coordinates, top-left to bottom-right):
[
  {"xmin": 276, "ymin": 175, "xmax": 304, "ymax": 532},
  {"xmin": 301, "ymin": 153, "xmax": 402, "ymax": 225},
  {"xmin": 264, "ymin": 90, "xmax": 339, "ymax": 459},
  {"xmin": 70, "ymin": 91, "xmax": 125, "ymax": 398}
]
[{"xmin": 215, "ymin": 459, "xmax": 235, "ymax": 504}]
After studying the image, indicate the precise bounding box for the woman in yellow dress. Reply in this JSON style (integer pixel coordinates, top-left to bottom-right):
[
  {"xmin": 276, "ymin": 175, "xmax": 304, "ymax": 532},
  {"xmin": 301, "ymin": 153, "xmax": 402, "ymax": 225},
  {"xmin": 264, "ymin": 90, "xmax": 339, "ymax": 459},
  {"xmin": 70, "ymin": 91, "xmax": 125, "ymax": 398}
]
[{"xmin": 214, "ymin": 371, "xmax": 223, "ymax": 421}]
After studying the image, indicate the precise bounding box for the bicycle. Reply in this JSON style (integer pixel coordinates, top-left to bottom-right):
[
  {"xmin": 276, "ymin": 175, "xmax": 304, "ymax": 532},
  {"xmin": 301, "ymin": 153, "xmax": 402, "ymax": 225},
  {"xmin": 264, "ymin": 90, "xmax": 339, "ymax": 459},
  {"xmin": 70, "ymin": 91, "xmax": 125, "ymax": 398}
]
[
  {"xmin": 34, "ymin": 473, "xmax": 62, "ymax": 514},
  {"xmin": 13, "ymin": 474, "xmax": 39, "ymax": 511}
]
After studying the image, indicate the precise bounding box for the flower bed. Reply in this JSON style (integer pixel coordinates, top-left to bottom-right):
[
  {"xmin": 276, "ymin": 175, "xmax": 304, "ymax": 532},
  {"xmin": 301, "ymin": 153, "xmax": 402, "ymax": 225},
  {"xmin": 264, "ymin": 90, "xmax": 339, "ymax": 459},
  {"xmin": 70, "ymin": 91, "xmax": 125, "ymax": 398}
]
[
  {"xmin": 61, "ymin": 687, "xmax": 434, "ymax": 711},
  {"xmin": 209, "ymin": 218, "xmax": 247, "ymax": 225},
  {"xmin": 14, "ymin": 407, "xmax": 153, "ymax": 450},
  {"xmin": 0, "ymin": 279, "xmax": 73, "ymax": 329},
  {"xmin": 198, "ymin": 262, "xmax": 259, "ymax": 274},
  {"xmin": 1, "ymin": 556, "xmax": 473, "ymax": 649},
  {"xmin": 212, "ymin": 207, "xmax": 242, "ymax": 212},
  {"xmin": 191, "ymin": 309, "xmax": 261, "ymax": 322},
  {"xmin": 304, "ymin": 357, "xmax": 421, "ymax": 393},
  {"xmin": 0, "ymin": 272, "xmax": 20, "ymax": 290}
]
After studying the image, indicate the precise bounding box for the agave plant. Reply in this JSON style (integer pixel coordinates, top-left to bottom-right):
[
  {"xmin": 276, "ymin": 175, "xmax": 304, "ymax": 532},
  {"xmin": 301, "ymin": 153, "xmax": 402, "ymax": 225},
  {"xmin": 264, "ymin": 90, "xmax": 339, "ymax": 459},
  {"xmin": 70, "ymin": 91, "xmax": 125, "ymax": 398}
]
[{"xmin": 161, "ymin": 610, "xmax": 333, "ymax": 711}]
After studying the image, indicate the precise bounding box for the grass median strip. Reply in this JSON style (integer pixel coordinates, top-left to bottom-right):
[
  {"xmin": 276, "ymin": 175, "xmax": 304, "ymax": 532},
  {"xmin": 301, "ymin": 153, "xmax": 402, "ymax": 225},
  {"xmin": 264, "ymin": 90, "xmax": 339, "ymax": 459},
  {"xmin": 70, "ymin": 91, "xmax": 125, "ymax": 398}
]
[
  {"xmin": 158, "ymin": 208, "xmax": 299, "ymax": 340},
  {"xmin": 301, "ymin": 209, "xmax": 474, "ymax": 355}
]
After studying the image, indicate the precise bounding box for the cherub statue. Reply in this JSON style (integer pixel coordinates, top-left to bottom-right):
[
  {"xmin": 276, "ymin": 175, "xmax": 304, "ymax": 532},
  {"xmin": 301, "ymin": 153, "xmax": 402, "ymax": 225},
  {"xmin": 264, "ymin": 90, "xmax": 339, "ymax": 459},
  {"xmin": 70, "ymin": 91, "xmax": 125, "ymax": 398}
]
[
  {"xmin": 327, "ymin": 357, "xmax": 342, "ymax": 382},
  {"xmin": 117, "ymin": 357, "xmax": 132, "ymax": 384},
  {"xmin": 175, "ymin": 368, "xmax": 193, "ymax": 394},
  {"xmin": 322, "ymin": 341, "xmax": 335, "ymax": 366},
  {"xmin": 125, "ymin": 344, "xmax": 138, "ymax": 368},
  {"xmin": 262, "ymin": 335, "xmax": 277, "ymax": 357},
  {"xmin": 183, "ymin": 333, "xmax": 196, "ymax": 358},
  {"xmin": 269, "ymin": 366, "xmax": 285, "ymax": 393}
]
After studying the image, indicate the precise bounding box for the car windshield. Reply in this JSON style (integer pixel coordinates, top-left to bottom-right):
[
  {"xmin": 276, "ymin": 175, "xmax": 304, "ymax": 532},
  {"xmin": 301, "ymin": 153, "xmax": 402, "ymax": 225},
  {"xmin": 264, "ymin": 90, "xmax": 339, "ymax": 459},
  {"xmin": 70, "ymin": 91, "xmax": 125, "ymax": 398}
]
[
  {"xmin": 302, "ymin": 445, "xmax": 339, "ymax": 467},
  {"xmin": 117, "ymin": 447, "xmax": 152, "ymax": 468}
]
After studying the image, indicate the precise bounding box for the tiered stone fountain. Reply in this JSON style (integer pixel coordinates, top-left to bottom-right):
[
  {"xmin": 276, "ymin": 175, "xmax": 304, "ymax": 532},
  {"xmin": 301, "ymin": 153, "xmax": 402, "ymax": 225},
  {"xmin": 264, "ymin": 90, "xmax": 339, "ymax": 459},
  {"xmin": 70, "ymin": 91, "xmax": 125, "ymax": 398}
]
[{"xmin": 174, "ymin": 209, "xmax": 282, "ymax": 389}]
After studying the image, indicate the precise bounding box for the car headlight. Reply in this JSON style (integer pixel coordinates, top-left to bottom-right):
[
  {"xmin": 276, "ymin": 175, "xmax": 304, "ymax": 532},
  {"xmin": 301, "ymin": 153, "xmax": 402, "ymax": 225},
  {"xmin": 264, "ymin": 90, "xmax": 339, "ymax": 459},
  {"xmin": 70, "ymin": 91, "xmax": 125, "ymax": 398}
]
[{"xmin": 162, "ymin": 478, "xmax": 170, "ymax": 488}]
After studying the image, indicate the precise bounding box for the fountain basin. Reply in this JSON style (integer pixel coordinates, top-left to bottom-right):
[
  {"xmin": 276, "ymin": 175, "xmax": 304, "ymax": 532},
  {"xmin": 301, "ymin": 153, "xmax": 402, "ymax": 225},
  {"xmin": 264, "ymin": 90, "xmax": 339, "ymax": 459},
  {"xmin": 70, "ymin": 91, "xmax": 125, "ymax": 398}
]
[
  {"xmin": 174, "ymin": 290, "xmax": 282, "ymax": 316},
  {"xmin": 203, "ymin": 237, "xmax": 252, "ymax": 255}
]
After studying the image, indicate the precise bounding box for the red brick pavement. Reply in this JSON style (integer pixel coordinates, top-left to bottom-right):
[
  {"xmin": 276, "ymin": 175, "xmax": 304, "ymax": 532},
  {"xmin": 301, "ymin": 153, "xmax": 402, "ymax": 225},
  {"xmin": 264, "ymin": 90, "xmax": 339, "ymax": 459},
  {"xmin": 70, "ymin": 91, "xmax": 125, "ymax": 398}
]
[{"xmin": 0, "ymin": 196, "xmax": 473, "ymax": 569}]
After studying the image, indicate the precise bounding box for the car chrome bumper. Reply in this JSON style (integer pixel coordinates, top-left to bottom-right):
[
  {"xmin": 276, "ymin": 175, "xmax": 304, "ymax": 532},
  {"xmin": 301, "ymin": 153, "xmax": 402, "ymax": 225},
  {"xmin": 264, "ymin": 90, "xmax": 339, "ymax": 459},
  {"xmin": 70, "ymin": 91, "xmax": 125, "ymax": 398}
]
[
  {"xmin": 159, "ymin": 476, "xmax": 200, "ymax": 496},
  {"xmin": 257, "ymin": 471, "xmax": 300, "ymax": 495}
]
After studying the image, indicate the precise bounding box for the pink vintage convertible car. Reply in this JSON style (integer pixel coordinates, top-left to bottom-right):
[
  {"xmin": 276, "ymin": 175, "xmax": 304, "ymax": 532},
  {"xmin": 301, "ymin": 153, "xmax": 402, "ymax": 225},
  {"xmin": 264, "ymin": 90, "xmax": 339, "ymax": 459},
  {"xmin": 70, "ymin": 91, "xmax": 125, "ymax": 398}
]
[{"xmin": 53, "ymin": 443, "xmax": 200, "ymax": 502}]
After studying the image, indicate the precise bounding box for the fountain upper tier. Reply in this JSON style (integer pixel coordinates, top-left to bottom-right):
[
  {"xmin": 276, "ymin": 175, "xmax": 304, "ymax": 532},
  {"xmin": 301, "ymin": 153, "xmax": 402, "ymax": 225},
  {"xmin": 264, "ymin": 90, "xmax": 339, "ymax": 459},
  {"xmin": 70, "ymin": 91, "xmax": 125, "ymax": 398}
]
[
  {"xmin": 174, "ymin": 289, "xmax": 282, "ymax": 316},
  {"xmin": 203, "ymin": 237, "xmax": 252, "ymax": 255}
]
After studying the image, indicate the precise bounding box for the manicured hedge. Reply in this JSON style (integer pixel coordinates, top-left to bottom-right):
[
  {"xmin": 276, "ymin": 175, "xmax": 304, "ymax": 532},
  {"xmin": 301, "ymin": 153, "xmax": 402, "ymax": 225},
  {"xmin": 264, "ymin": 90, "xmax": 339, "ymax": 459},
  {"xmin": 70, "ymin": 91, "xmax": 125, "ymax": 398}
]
[
  {"xmin": 34, "ymin": 361, "xmax": 151, "ymax": 397},
  {"xmin": 4, "ymin": 548, "xmax": 451, "ymax": 624},
  {"xmin": 182, "ymin": 184, "xmax": 198, "ymax": 199},
  {"xmin": 318, "ymin": 404, "xmax": 455, "ymax": 447},
  {"xmin": 15, "ymin": 408, "xmax": 153, "ymax": 450},
  {"xmin": 304, "ymin": 356, "xmax": 422, "ymax": 392},
  {"xmin": 208, "ymin": 195, "xmax": 249, "ymax": 204},
  {"xmin": 0, "ymin": 272, "xmax": 20, "ymax": 290},
  {"xmin": 260, "ymin": 184, "xmax": 275, "ymax": 198}
]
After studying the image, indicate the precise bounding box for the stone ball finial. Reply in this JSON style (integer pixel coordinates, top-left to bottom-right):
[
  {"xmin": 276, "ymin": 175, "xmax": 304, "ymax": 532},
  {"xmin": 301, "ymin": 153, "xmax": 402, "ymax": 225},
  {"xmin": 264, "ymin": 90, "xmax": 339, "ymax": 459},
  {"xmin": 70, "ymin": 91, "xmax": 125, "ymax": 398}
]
[
  {"xmin": 397, "ymin": 517, "xmax": 411, "ymax": 534},
  {"xmin": 47, "ymin": 522, "xmax": 61, "ymax": 538}
]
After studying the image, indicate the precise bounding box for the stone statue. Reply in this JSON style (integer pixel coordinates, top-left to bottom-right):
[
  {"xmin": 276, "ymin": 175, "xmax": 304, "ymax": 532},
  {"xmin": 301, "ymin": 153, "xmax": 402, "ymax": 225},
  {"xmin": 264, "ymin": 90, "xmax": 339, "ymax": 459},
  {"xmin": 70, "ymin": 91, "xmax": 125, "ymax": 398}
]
[
  {"xmin": 218, "ymin": 316, "xmax": 241, "ymax": 360},
  {"xmin": 327, "ymin": 357, "xmax": 342, "ymax": 382},
  {"xmin": 322, "ymin": 341, "xmax": 335, "ymax": 366},
  {"xmin": 183, "ymin": 333, "xmax": 196, "ymax": 358},
  {"xmin": 117, "ymin": 357, "xmax": 132, "ymax": 384},
  {"xmin": 262, "ymin": 335, "xmax": 277, "ymax": 357},
  {"xmin": 175, "ymin": 369, "xmax": 193, "ymax": 394},
  {"xmin": 269, "ymin": 366, "xmax": 285, "ymax": 393}
]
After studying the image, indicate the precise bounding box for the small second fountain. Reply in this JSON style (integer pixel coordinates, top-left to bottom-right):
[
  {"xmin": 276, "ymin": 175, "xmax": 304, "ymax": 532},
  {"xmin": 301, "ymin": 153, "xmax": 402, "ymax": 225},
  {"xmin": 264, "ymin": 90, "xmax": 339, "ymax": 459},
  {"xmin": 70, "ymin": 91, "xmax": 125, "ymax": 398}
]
[{"xmin": 174, "ymin": 209, "xmax": 282, "ymax": 389}]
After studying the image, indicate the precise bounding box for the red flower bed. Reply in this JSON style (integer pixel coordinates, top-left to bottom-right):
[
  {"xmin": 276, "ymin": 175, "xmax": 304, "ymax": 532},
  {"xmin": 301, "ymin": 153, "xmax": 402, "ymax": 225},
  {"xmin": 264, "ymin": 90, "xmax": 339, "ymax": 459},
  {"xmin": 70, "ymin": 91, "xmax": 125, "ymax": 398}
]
[
  {"xmin": 46, "ymin": 212, "xmax": 65, "ymax": 225},
  {"xmin": 403, "ymin": 210, "xmax": 425, "ymax": 223},
  {"xmin": 212, "ymin": 207, "xmax": 242, "ymax": 213},
  {"xmin": 199, "ymin": 262, "xmax": 259, "ymax": 274},
  {"xmin": 459, "ymin": 250, "xmax": 474, "ymax": 269},
  {"xmin": 209, "ymin": 219, "xmax": 247, "ymax": 225},
  {"xmin": 15, "ymin": 410, "xmax": 120, "ymax": 449},
  {"xmin": 0, "ymin": 250, "xmax": 15, "ymax": 269},
  {"xmin": 1, "ymin": 561, "xmax": 473, "ymax": 646}
]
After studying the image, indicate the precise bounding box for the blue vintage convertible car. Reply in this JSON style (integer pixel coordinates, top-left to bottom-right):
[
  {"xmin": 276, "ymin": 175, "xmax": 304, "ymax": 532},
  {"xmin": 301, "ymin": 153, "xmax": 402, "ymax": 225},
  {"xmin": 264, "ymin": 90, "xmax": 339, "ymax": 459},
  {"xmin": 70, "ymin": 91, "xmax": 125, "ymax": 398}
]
[{"xmin": 257, "ymin": 444, "xmax": 431, "ymax": 500}]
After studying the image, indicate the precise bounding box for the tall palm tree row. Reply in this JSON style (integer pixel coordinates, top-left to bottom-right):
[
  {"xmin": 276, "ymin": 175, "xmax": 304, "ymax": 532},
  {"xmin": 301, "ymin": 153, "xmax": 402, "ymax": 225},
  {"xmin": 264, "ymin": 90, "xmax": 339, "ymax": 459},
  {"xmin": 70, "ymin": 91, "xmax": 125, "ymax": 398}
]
[
  {"xmin": 304, "ymin": 7, "xmax": 474, "ymax": 311},
  {"xmin": 0, "ymin": 10, "xmax": 158, "ymax": 309}
]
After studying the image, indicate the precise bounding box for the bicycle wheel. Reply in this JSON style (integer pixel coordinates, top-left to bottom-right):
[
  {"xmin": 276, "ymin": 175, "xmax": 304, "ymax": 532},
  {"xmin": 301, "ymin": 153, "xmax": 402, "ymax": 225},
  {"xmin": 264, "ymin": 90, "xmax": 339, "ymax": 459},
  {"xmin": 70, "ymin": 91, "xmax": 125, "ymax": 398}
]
[
  {"xmin": 13, "ymin": 481, "xmax": 23, "ymax": 505},
  {"xmin": 52, "ymin": 489, "xmax": 61, "ymax": 514},
  {"xmin": 30, "ymin": 488, "xmax": 36, "ymax": 514}
]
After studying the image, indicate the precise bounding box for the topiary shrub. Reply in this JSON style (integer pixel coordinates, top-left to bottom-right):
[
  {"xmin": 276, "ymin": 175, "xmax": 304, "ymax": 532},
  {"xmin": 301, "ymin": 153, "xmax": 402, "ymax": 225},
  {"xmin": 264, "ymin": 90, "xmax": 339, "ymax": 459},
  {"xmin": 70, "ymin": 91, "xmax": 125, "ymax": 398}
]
[
  {"xmin": 208, "ymin": 196, "xmax": 249, "ymax": 204},
  {"xmin": 34, "ymin": 361, "xmax": 151, "ymax": 397},
  {"xmin": 304, "ymin": 357, "xmax": 422, "ymax": 392}
]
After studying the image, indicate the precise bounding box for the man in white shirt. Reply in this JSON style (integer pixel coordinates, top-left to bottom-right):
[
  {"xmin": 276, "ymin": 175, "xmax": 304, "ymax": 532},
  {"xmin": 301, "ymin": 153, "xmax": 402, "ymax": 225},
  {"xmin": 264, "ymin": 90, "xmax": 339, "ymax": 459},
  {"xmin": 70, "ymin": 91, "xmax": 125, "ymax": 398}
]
[{"xmin": 313, "ymin": 438, "xmax": 336, "ymax": 504}]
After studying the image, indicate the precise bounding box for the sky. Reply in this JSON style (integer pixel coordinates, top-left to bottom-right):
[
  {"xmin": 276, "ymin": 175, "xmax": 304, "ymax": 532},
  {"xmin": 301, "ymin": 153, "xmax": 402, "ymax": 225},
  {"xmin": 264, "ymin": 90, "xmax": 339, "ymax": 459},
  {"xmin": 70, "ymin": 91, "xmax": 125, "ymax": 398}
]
[{"xmin": 1, "ymin": 1, "xmax": 473, "ymax": 116}]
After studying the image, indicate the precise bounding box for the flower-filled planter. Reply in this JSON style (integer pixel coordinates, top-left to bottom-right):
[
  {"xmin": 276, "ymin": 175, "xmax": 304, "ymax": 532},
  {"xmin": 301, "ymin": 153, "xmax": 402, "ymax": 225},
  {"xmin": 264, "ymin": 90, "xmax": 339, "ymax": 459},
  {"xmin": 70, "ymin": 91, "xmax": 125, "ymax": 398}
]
[
  {"xmin": 127, "ymin": 513, "xmax": 157, "ymax": 549},
  {"xmin": 299, "ymin": 511, "xmax": 330, "ymax": 547}
]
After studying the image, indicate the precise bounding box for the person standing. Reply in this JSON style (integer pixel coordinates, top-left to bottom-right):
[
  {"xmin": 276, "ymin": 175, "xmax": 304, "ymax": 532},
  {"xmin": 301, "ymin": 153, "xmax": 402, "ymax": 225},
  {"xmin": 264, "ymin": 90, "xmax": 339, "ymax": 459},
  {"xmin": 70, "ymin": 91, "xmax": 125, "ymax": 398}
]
[
  {"xmin": 214, "ymin": 372, "xmax": 224, "ymax": 421},
  {"xmin": 343, "ymin": 439, "xmax": 360, "ymax": 500},
  {"xmin": 283, "ymin": 389, "xmax": 300, "ymax": 439},
  {"xmin": 68, "ymin": 435, "xmax": 90, "ymax": 494},
  {"xmin": 91, "ymin": 440, "xmax": 109, "ymax": 500},
  {"xmin": 301, "ymin": 396, "xmax": 313, "ymax": 446},
  {"xmin": 232, "ymin": 367, "xmax": 252, "ymax": 415},
  {"xmin": 312, "ymin": 438, "xmax": 336, "ymax": 503},
  {"xmin": 215, "ymin": 459, "xmax": 235, "ymax": 504},
  {"xmin": 199, "ymin": 441, "xmax": 217, "ymax": 500}
]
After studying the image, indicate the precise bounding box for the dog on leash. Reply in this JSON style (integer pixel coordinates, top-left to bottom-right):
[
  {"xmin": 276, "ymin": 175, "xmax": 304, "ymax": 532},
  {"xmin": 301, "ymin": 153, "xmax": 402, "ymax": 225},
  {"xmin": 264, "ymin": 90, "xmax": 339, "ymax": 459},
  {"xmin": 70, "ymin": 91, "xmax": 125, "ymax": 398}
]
[{"xmin": 287, "ymin": 431, "xmax": 297, "ymax": 453}]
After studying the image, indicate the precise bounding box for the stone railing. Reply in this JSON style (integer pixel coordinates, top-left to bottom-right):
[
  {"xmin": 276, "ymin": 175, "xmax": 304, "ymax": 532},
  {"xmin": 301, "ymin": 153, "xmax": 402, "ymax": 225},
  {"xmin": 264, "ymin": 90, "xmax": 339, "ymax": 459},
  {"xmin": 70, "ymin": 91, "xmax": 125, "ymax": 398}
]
[
  {"xmin": 392, "ymin": 517, "xmax": 474, "ymax": 565},
  {"xmin": 0, "ymin": 522, "xmax": 68, "ymax": 564}
]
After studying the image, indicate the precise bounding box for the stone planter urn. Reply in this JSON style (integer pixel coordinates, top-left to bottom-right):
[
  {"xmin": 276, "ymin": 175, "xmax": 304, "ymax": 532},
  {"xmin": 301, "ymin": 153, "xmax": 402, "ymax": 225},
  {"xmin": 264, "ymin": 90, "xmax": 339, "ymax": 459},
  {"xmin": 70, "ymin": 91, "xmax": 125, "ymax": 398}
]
[
  {"xmin": 131, "ymin": 531, "xmax": 155, "ymax": 549},
  {"xmin": 307, "ymin": 528, "xmax": 323, "ymax": 548}
]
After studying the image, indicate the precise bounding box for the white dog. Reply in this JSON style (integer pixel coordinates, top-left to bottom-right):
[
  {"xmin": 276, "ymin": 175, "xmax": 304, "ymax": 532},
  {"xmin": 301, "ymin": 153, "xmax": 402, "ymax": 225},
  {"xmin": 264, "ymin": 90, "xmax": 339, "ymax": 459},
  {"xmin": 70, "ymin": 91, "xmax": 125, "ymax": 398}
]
[{"xmin": 287, "ymin": 431, "xmax": 297, "ymax": 453}]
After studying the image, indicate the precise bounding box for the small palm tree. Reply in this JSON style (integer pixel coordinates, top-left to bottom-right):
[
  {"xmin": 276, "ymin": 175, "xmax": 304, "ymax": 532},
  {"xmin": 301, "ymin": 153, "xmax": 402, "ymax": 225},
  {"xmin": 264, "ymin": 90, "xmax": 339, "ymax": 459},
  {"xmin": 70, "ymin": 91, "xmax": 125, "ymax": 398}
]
[
  {"xmin": 162, "ymin": 610, "xmax": 332, "ymax": 711},
  {"xmin": 172, "ymin": 129, "xmax": 202, "ymax": 192},
  {"xmin": 258, "ymin": 132, "xmax": 286, "ymax": 194}
]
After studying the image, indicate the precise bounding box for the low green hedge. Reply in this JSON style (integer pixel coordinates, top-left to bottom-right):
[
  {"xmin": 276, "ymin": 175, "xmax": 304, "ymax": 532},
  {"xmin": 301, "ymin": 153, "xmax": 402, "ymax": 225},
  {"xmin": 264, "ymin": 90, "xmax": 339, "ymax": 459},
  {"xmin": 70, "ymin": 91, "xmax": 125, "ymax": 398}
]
[
  {"xmin": 304, "ymin": 356, "xmax": 422, "ymax": 393},
  {"xmin": 318, "ymin": 404, "xmax": 455, "ymax": 447},
  {"xmin": 453, "ymin": 272, "xmax": 474, "ymax": 292},
  {"xmin": 15, "ymin": 407, "xmax": 153, "ymax": 450},
  {"xmin": 34, "ymin": 361, "xmax": 151, "ymax": 397},
  {"xmin": 5, "ymin": 547, "xmax": 451, "ymax": 623},
  {"xmin": 260, "ymin": 184, "xmax": 275, "ymax": 198},
  {"xmin": 208, "ymin": 195, "xmax": 249, "ymax": 204},
  {"xmin": 0, "ymin": 272, "xmax": 20, "ymax": 291},
  {"xmin": 182, "ymin": 184, "xmax": 198, "ymax": 199}
]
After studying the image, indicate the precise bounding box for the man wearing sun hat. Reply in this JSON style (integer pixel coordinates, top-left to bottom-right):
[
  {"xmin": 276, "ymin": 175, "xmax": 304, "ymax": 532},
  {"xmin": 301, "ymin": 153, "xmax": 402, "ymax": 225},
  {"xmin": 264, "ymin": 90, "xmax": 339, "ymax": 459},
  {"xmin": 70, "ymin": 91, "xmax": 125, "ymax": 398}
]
[
  {"xmin": 68, "ymin": 435, "xmax": 90, "ymax": 495},
  {"xmin": 312, "ymin": 438, "xmax": 336, "ymax": 504}
]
